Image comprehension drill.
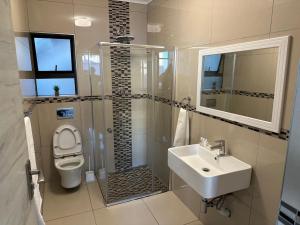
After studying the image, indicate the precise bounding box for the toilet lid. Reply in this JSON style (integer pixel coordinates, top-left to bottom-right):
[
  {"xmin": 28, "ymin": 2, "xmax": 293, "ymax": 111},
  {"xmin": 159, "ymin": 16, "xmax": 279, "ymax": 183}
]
[{"xmin": 53, "ymin": 125, "xmax": 82, "ymax": 158}]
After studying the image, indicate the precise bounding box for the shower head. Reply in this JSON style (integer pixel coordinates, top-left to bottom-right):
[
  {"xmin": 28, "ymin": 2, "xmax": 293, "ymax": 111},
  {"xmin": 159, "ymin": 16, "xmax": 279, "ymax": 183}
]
[{"xmin": 115, "ymin": 35, "xmax": 135, "ymax": 43}]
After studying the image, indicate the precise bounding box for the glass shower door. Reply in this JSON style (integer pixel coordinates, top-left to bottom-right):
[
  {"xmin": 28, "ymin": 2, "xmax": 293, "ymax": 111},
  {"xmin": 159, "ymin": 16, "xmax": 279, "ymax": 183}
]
[{"xmin": 91, "ymin": 43, "xmax": 172, "ymax": 205}]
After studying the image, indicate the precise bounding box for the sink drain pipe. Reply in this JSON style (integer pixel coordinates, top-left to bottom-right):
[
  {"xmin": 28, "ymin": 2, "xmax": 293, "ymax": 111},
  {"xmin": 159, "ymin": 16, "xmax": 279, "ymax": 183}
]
[{"xmin": 201, "ymin": 195, "xmax": 231, "ymax": 218}]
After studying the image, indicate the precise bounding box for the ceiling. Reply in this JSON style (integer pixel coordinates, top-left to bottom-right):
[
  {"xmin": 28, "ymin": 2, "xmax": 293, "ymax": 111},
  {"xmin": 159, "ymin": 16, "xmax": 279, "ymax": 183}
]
[{"xmin": 117, "ymin": 0, "xmax": 152, "ymax": 4}]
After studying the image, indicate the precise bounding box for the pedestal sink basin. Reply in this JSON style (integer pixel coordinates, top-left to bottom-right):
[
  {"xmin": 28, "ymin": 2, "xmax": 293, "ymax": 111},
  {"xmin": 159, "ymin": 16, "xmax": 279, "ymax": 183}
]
[{"xmin": 168, "ymin": 144, "xmax": 252, "ymax": 199}]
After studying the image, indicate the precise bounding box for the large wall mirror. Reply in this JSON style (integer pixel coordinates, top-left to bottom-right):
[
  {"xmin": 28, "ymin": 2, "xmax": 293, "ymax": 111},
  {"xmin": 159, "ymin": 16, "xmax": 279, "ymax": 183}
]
[{"xmin": 197, "ymin": 36, "xmax": 290, "ymax": 132}]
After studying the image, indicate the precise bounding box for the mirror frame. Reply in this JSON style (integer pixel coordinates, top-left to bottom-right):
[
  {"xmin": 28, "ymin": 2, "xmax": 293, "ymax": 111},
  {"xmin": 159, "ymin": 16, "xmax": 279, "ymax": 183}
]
[{"xmin": 196, "ymin": 36, "xmax": 290, "ymax": 133}]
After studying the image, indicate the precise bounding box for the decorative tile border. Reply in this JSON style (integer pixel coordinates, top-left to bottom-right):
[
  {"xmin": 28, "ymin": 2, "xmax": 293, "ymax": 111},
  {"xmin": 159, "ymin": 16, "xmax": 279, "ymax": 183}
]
[
  {"xmin": 202, "ymin": 89, "xmax": 274, "ymax": 99},
  {"xmin": 23, "ymin": 94, "xmax": 290, "ymax": 140}
]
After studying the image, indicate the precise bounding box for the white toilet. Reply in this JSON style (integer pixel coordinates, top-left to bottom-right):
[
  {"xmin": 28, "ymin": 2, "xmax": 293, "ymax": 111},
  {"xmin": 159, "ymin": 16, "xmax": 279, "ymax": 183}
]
[{"xmin": 53, "ymin": 124, "xmax": 85, "ymax": 188}]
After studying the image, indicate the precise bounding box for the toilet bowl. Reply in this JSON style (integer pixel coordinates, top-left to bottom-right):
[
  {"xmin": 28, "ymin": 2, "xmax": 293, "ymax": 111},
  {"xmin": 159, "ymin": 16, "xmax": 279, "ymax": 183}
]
[{"xmin": 53, "ymin": 125, "xmax": 85, "ymax": 188}]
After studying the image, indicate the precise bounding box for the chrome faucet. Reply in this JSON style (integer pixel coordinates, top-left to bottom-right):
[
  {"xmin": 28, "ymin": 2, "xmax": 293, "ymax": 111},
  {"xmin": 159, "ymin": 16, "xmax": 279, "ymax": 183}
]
[{"xmin": 210, "ymin": 139, "xmax": 227, "ymax": 159}]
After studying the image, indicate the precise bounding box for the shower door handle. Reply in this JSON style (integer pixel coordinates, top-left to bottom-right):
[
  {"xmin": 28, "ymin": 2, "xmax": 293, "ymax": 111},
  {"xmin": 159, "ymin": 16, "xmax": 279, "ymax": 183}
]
[{"xmin": 107, "ymin": 128, "xmax": 113, "ymax": 133}]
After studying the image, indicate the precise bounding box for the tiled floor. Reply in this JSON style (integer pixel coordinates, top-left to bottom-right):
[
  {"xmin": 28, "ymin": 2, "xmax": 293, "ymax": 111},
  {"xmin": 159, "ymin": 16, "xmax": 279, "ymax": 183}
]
[{"xmin": 43, "ymin": 182, "xmax": 203, "ymax": 225}]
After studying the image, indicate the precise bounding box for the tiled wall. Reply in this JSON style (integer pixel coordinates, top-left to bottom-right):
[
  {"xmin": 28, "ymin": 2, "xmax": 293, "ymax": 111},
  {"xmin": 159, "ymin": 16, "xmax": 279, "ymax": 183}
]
[
  {"xmin": 108, "ymin": 0, "xmax": 133, "ymax": 171},
  {"xmin": 147, "ymin": 1, "xmax": 299, "ymax": 225},
  {"xmin": 10, "ymin": 0, "xmax": 148, "ymax": 181},
  {"xmin": 0, "ymin": 1, "xmax": 38, "ymax": 224}
]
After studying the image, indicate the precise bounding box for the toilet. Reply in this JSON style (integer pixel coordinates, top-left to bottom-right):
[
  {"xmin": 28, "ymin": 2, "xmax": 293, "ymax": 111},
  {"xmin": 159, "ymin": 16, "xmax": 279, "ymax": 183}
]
[{"xmin": 53, "ymin": 124, "xmax": 85, "ymax": 188}]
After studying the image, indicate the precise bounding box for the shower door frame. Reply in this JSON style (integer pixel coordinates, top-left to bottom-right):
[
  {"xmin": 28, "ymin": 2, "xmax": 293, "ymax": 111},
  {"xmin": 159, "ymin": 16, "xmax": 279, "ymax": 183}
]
[{"xmin": 97, "ymin": 42, "xmax": 171, "ymax": 206}]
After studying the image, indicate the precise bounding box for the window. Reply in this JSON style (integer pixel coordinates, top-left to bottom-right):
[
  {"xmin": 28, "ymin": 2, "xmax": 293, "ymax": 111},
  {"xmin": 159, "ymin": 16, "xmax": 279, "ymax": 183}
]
[
  {"xmin": 159, "ymin": 51, "xmax": 170, "ymax": 76},
  {"xmin": 31, "ymin": 33, "xmax": 77, "ymax": 96}
]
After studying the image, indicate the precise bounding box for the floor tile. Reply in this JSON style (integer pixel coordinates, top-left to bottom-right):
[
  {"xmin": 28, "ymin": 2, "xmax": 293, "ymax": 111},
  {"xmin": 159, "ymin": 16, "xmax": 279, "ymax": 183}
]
[
  {"xmin": 93, "ymin": 199, "xmax": 158, "ymax": 225},
  {"xmin": 87, "ymin": 182, "xmax": 105, "ymax": 210},
  {"xmin": 185, "ymin": 221, "xmax": 203, "ymax": 225},
  {"xmin": 43, "ymin": 182, "xmax": 92, "ymax": 221},
  {"xmin": 46, "ymin": 211, "xmax": 96, "ymax": 225},
  {"xmin": 143, "ymin": 192, "xmax": 198, "ymax": 225}
]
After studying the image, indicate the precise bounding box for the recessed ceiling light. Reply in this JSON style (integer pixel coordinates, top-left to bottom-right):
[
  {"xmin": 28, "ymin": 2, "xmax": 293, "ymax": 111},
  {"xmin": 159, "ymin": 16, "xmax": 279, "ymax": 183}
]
[{"xmin": 75, "ymin": 17, "xmax": 92, "ymax": 27}]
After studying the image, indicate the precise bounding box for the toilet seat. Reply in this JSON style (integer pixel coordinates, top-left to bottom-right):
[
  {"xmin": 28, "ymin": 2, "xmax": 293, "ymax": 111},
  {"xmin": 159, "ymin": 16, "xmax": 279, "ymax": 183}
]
[
  {"xmin": 55, "ymin": 155, "xmax": 84, "ymax": 171},
  {"xmin": 53, "ymin": 124, "xmax": 82, "ymax": 158}
]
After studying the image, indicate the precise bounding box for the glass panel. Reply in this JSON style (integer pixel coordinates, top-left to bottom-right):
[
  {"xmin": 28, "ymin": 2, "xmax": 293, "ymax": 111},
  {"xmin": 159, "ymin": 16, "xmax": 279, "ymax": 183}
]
[
  {"xmin": 15, "ymin": 36, "xmax": 32, "ymax": 72},
  {"xmin": 90, "ymin": 45, "xmax": 172, "ymax": 205},
  {"xmin": 20, "ymin": 79, "xmax": 36, "ymax": 97},
  {"xmin": 34, "ymin": 37, "xmax": 72, "ymax": 71},
  {"xmin": 36, "ymin": 78, "xmax": 76, "ymax": 96}
]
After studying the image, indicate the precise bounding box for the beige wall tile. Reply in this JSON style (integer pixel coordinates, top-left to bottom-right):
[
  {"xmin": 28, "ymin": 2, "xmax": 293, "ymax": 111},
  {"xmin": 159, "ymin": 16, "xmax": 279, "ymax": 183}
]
[
  {"xmin": 130, "ymin": 11, "xmax": 147, "ymax": 44},
  {"xmin": 250, "ymin": 134, "xmax": 288, "ymax": 225},
  {"xmin": 37, "ymin": 102, "xmax": 82, "ymax": 147},
  {"xmin": 272, "ymin": 0, "xmax": 300, "ymax": 32},
  {"xmin": 38, "ymin": 0, "xmax": 72, "ymax": 3},
  {"xmin": 271, "ymin": 29, "xmax": 300, "ymax": 129},
  {"xmin": 76, "ymin": 52, "xmax": 92, "ymax": 96},
  {"xmin": 74, "ymin": 4, "xmax": 109, "ymax": 52},
  {"xmin": 73, "ymin": 0, "xmax": 108, "ymax": 7},
  {"xmin": 211, "ymin": 0, "xmax": 272, "ymax": 43},
  {"xmin": 27, "ymin": 0, "xmax": 74, "ymax": 33},
  {"xmin": 172, "ymin": 183, "xmax": 202, "ymax": 218},
  {"xmin": 10, "ymin": 0, "xmax": 30, "ymax": 32},
  {"xmin": 130, "ymin": 2, "xmax": 147, "ymax": 13},
  {"xmin": 148, "ymin": 0, "xmax": 212, "ymax": 47},
  {"xmin": 175, "ymin": 48, "xmax": 199, "ymax": 104}
]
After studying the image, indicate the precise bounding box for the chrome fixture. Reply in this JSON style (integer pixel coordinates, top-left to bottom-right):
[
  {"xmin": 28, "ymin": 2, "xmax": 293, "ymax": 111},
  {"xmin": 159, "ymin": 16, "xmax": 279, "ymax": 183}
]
[
  {"xmin": 201, "ymin": 195, "xmax": 231, "ymax": 217},
  {"xmin": 211, "ymin": 139, "xmax": 227, "ymax": 160}
]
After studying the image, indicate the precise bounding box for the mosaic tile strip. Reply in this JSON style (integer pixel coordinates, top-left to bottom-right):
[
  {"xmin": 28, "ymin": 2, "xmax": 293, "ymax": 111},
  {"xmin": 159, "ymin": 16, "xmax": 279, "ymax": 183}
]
[
  {"xmin": 202, "ymin": 89, "xmax": 274, "ymax": 99},
  {"xmin": 109, "ymin": 0, "xmax": 132, "ymax": 171},
  {"xmin": 23, "ymin": 94, "xmax": 290, "ymax": 140},
  {"xmin": 100, "ymin": 166, "xmax": 168, "ymax": 204},
  {"xmin": 171, "ymin": 98, "xmax": 289, "ymax": 140}
]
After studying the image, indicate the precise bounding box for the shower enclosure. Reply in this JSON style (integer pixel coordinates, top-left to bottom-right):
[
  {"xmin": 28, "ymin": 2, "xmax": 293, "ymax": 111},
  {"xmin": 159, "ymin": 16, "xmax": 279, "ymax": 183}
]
[{"xmin": 88, "ymin": 42, "xmax": 174, "ymax": 205}]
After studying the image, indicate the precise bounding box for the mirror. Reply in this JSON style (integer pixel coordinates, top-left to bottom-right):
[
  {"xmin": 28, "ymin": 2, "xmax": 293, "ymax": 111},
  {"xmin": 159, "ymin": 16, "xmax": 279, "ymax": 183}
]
[{"xmin": 197, "ymin": 37, "xmax": 290, "ymax": 132}]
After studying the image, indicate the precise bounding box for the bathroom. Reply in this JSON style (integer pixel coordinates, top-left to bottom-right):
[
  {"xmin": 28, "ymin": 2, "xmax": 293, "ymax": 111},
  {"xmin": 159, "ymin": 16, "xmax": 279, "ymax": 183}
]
[{"xmin": 1, "ymin": 0, "xmax": 300, "ymax": 225}]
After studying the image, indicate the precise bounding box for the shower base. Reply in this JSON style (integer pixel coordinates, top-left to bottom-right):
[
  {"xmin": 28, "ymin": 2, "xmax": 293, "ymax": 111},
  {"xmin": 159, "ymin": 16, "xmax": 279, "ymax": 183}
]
[{"xmin": 100, "ymin": 166, "xmax": 168, "ymax": 204}]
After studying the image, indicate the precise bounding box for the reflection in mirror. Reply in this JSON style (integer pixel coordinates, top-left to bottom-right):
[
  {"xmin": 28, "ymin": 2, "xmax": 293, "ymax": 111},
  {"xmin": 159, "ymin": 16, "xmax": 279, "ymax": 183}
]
[{"xmin": 200, "ymin": 48, "xmax": 278, "ymax": 122}]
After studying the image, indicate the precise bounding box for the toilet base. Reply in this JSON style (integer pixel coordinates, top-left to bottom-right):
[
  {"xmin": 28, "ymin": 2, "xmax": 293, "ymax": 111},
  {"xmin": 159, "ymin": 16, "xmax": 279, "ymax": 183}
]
[{"xmin": 59, "ymin": 168, "xmax": 82, "ymax": 189}]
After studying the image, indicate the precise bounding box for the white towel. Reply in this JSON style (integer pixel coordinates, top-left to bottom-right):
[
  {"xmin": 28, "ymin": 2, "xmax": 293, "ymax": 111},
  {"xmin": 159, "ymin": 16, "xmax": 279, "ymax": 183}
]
[
  {"xmin": 173, "ymin": 108, "xmax": 190, "ymax": 146},
  {"xmin": 24, "ymin": 117, "xmax": 45, "ymax": 225}
]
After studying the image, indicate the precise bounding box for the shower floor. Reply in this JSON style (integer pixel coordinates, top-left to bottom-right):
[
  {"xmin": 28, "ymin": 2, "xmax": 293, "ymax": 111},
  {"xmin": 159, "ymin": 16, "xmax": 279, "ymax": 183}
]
[{"xmin": 100, "ymin": 166, "xmax": 168, "ymax": 204}]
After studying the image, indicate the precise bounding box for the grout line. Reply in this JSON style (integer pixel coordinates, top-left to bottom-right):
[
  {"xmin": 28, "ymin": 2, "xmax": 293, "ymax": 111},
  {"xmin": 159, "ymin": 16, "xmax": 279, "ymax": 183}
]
[
  {"xmin": 86, "ymin": 182, "xmax": 100, "ymax": 225},
  {"xmin": 269, "ymin": 0, "xmax": 276, "ymax": 38},
  {"xmin": 43, "ymin": 183, "xmax": 93, "ymax": 222},
  {"xmin": 45, "ymin": 209, "xmax": 92, "ymax": 222},
  {"xmin": 142, "ymin": 198, "xmax": 160, "ymax": 225}
]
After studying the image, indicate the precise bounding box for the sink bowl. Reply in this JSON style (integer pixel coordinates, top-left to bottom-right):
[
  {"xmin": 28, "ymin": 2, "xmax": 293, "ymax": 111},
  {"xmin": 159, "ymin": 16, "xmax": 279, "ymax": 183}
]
[{"xmin": 168, "ymin": 144, "xmax": 252, "ymax": 199}]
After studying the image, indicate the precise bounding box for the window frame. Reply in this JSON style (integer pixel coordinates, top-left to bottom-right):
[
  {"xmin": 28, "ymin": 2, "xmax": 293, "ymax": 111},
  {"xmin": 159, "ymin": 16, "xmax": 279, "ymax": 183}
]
[
  {"xmin": 31, "ymin": 33, "xmax": 77, "ymax": 78},
  {"xmin": 30, "ymin": 33, "xmax": 78, "ymax": 96}
]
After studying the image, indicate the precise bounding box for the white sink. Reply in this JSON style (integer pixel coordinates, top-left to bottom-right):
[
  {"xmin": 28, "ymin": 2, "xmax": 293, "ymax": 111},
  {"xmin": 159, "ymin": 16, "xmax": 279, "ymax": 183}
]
[{"xmin": 168, "ymin": 144, "xmax": 252, "ymax": 199}]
